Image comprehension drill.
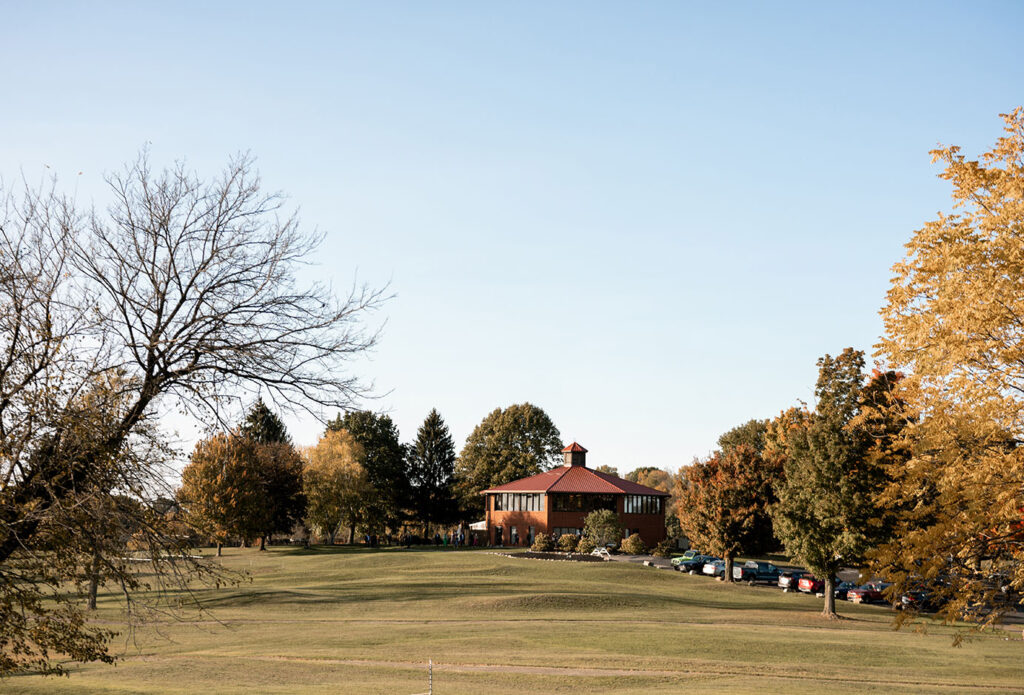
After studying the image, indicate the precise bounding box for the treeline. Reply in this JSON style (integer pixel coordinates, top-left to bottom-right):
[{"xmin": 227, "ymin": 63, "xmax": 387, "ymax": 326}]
[
  {"xmin": 677, "ymin": 109, "xmax": 1024, "ymax": 625},
  {"xmin": 674, "ymin": 350, "xmax": 906, "ymax": 618},
  {"xmin": 176, "ymin": 401, "xmax": 567, "ymax": 548}
]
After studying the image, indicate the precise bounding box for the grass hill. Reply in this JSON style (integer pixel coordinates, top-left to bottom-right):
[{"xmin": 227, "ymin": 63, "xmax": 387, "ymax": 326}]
[{"xmin": 6, "ymin": 547, "xmax": 1022, "ymax": 694}]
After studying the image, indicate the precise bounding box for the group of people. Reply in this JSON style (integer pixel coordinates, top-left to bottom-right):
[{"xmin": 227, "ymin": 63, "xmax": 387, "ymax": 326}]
[
  {"xmin": 433, "ymin": 527, "xmax": 475, "ymax": 548},
  {"xmin": 396, "ymin": 527, "xmax": 482, "ymax": 548}
]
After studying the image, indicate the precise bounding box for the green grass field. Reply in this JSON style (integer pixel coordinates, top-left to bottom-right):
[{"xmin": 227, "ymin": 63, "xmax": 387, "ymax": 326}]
[{"xmin": 6, "ymin": 547, "xmax": 1023, "ymax": 694}]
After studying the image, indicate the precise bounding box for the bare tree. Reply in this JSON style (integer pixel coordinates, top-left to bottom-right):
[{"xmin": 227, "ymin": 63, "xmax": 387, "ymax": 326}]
[{"xmin": 0, "ymin": 153, "xmax": 386, "ymax": 676}]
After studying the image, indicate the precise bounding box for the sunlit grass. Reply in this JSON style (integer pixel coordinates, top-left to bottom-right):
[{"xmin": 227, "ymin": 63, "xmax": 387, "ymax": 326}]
[{"xmin": 5, "ymin": 546, "xmax": 1022, "ymax": 694}]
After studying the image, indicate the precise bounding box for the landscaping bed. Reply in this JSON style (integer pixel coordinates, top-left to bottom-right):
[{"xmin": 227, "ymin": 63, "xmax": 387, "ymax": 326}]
[{"xmin": 511, "ymin": 551, "xmax": 606, "ymax": 562}]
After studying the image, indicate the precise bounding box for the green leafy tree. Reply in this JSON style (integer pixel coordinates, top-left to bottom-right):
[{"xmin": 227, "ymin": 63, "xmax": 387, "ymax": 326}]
[
  {"xmin": 327, "ymin": 411, "xmax": 408, "ymax": 538},
  {"xmin": 583, "ymin": 509, "xmax": 623, "ymax": 549},
  {"xmin": 771, "ymin": 349, "xmax": 884, "ymax": 618},
  {"xmin": 677, "ymin": 445, "xmax": 769, "ymax": 581},
  {"xmin": 718, "ymin": 419, "xmax": 769, "ymax": 456},
  {"xmin": 593, "ymin": 464, "xmax": 619, "ymax": 476},
  {"xmin": 454, "ymin": 403, "xmax": 562, "ymax": 514},
  {"xmin": 408, "ymin": 409, "xmax": 457, "ymax": 534}
]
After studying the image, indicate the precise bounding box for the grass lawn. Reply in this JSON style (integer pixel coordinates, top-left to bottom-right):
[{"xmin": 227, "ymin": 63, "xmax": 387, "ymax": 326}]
[{"xmin": 5, "ymin": 546, "xmax": 1023, "ymax": 694}]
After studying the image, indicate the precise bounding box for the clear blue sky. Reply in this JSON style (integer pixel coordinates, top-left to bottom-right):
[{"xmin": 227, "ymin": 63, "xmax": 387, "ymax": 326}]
[{"xmin": 3, "ymin": 2, "xmax": 1022, "ymax": 475}]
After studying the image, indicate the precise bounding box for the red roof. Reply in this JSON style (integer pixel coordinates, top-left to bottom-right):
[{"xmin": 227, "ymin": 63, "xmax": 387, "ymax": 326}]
[
  {"xmin": 561, "ymin": 442, "xmax": 588, "ymax": 453},
  {"xmin": 482, "ymin": 465, "xmax": 669, "ymax": 496}
]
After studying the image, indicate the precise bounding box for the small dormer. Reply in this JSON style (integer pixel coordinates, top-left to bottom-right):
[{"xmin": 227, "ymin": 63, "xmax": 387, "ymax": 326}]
[{"xmin": 562, "ymin": 442, "xmax": 588, "ymax": 467}]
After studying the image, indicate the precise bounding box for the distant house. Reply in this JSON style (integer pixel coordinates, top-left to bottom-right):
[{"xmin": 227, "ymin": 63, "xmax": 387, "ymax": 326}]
[{"xmin": 482, "ymin": 442, "xmax": 669, "ymax": 548}]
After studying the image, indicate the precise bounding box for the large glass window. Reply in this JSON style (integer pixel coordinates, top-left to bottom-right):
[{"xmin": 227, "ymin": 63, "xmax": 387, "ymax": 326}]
[
  {"xmin": 550, "ymin": 494, "xmax": 617, "ymax": 513},
  {"xmin": 492, "ymin": 493, "xmax": 544, "ymax": 512},
  {"xmin": 624, "ymin": 495, "xmax": 663, "ymax": 514}
]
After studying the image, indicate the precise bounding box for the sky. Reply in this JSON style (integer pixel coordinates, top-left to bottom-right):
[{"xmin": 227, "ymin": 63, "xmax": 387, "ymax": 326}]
[{"xmin": 2, "ymin": 2, "xmax": 1023, "ymax": 476}]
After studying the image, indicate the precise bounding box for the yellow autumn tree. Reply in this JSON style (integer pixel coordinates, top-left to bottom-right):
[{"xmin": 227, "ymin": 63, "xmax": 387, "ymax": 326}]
[
  {"xmin": 303, "ymin": 429, "xmax": 369, "ymax": 545},
  {"xmin": 876, "ymin": 107, "xmax": 1024, "ymax": 629}
]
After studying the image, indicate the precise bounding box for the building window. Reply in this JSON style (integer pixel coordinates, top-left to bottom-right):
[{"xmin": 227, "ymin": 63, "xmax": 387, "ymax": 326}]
[
  {"xmin": 492, "ymin": 493, "xmax": 543, "ymax": 512},
  {"xmin": 624, "ymin": 495, "xmax": 663, "ymax": 514},
  {"xmin": 550, "ymin": 494, "xmax": 616, "ymax": 513},
  {"xmin": 552, "ymin": 527, "xmax": 583, "ymax": 537}
]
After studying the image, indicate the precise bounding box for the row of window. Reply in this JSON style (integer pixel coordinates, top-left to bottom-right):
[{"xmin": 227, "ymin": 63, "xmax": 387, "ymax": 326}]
[
  {"xmin": 623, "ymin": 495, "xmax": 664, "ymax": 515},
  {"xmin": 492, "ymin": 493, "xmax": 544, "ymax": 512},
  {"xmin": 550, "ymin": 493, "xmax": 617, "ymax": 513},
  {"xmin": 491, "ymin": 493, "xmax": 665, "ymax": 515}
]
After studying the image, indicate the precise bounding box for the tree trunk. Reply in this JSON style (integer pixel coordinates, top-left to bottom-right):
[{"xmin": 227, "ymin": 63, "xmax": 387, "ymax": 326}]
[
  {"xmin": 258, "ymin": 535, "xmax": 266, "ymax": 551},
  {"xmin": 216, "ymin": 542, "xmax": 223, "ymax": 557},
  {"xmin": 328, "ymin": 530, "xmax": 335, "ymax": 546},
  {"xmin": 348, "ymin": 522, "xmax": 355, "ymax": 545},
  {"xmin": 723, "ymin": 554, "xmax": 734, "ymax": 582},
  {"xmin": 822, "ymin": 574, "xmax": 838, "ymax": 618},
  {"xmin": 87, "ymin": 545, "xmax": 101, "ymax": 610}
]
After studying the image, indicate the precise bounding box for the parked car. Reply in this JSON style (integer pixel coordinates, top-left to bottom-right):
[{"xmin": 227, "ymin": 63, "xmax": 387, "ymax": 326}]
[
  {"xmin": 671, "ymin": 549, "xmax": 702, "ymax": 563},
  {"xmin": 733, "ymin": 560, "xmax": 782, "ymax": 583},
  {"xmin": 673, "ymin": 554, "xmax": 712, "ymax": 572},
  {"xmin": 900, "ymin": 589, "xmax": 940, "ymax": 611},
  {"xmin": 778, "ymin": 570, "xmax": 806, "ymax": 591},
  {"xmin": 702, "ymin": 559, "xmax": 726, "ymax": 578},
  {"xmin": 798, "ymin": 575, "xmax": 825, "ymax": 594},
  {"xmin": 847, "ymin": 582, "xmax": 892, "ymax": 604},
  {"xmin": 833, "ymin": 581, "xmax": 857, "ymax": 600}
]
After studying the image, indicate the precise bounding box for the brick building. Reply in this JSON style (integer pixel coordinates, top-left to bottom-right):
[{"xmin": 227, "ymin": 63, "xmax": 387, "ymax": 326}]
[{"xmin": 482, "ymin": 442, "xmax": 669, "ymax": 548}]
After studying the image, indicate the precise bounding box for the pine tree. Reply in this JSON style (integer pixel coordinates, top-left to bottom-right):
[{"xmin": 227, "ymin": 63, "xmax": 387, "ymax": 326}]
[
  {"xmin": 408, "ymin": 409, "xmax": 457, "ymax": 533},
  {"xmin": 239, "ymin": 398, "xmax": 291, "ymax": 444},
  {"xmin": 237, "ymin": 400, "xmax": 303, "ymax": 549}
]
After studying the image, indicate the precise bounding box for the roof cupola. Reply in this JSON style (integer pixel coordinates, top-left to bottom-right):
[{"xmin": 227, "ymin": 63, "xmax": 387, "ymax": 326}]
[{"xmin": 561, "ymin": 442, "xmax": 588, "ymax": 467}]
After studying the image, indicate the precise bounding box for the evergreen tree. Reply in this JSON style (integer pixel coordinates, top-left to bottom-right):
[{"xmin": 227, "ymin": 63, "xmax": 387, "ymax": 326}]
[
  {"xmin": 408, "ymin": 409, "xmax": 457, "ymax": 533},
  {"xmin": 237, "ymin": 400, "xmax": 303, "ymax": 549},
  {"xmin": 327, "ymin": 411, "xmax": 409, "ymax": 536},
  {"xmin": 239, "ymin": 398, "xmax": 291, "ymax": 444}
]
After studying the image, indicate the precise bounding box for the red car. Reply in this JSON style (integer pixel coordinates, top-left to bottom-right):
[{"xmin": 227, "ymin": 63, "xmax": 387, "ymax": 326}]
[
  {"xmin": 847, "ymin": 582, "xmax": 891, "ymax": 604},
  {"xmin": 798, "ymin": 575, "xmax": 824, "ymax": 593}
]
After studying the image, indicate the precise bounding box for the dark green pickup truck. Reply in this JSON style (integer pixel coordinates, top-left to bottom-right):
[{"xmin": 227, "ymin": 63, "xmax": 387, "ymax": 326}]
[{"xmin": 733, "ymin": 560, "xmax": 782, "ymax": 583}]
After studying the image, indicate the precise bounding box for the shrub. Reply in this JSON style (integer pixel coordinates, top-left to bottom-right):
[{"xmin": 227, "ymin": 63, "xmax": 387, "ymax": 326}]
[
  {"xmin": 577, "ymin": 536, "xmax": 596, "ymax": 554},
  {"xmin": 558, "ymin": 533, "xmax": 579, "ymax": 552},
  {"xmin": 531, "ymin": 533, "xmax": 555, "ymax": 552},
  {"xmin": 583, "ymin": 509, "xmax": 623, "ymax": 548},
  {"xmin": 621, "ymin": 533, "xmax": 647, "ymax": 555},
  {"xmin": 653, "ymin": 538, "xmax": 676, "ymax": 558}
]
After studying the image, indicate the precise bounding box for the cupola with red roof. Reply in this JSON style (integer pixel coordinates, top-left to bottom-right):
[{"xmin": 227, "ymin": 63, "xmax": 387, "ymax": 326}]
[{"xmin": 561, "ymin": 442, "xmax": 588, "ymax": 467}]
